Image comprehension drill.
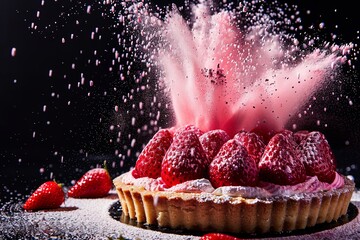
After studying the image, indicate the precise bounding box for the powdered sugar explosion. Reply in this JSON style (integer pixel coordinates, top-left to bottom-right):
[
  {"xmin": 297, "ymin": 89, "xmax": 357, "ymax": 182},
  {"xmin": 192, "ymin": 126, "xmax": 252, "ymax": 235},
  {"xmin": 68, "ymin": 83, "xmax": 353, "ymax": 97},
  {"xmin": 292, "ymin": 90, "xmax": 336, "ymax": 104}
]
[{"xmin": 123, "ymin": 0, "xmax": 353, "ymax": 138}]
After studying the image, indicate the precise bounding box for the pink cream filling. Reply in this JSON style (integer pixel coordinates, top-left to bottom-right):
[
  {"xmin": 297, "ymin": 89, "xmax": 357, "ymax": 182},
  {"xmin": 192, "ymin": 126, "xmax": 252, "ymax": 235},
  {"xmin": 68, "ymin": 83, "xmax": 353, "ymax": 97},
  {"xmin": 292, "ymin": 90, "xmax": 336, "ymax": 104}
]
[{"xmin": 117, "ymin": 170, "xmax": 344, "ymax": 198}]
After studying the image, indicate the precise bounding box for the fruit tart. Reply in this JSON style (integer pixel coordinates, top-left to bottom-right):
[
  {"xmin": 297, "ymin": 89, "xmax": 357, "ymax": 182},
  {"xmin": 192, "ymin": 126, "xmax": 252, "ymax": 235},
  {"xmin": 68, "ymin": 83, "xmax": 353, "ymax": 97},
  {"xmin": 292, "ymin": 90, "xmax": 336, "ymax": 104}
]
[{"xmin": 113, "ymin": 125, "xmax": 355, "ymax": 234}]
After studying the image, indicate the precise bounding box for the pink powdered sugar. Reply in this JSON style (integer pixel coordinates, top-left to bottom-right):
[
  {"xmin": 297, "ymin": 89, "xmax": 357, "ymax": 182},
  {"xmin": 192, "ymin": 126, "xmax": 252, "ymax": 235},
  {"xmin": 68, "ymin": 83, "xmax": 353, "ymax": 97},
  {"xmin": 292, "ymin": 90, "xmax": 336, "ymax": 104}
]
[
  {"xmin": 157, "ymin": 2, "xmax": 352, "ymax": 136},
  {"xmin": 116, "ymin": 170, "xmax": 345, "ymax": 198}
]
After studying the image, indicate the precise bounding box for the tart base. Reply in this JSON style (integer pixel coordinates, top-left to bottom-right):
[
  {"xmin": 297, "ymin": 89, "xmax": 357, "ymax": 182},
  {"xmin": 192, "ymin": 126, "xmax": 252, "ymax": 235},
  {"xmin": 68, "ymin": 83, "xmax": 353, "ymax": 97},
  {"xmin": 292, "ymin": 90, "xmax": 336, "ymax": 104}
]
[{"xmin": 113, "ymin": 176, "xmax": 355, "ymax": 234}]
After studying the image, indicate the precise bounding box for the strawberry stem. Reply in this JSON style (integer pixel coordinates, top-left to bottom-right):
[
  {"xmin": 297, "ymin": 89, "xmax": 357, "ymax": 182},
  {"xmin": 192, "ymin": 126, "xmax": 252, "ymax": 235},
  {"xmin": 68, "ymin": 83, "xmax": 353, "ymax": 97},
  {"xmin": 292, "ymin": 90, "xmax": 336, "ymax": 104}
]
[
  {"xmin": 103, "ymin": 160, "xmax": 108, "ymax": 172},
  {"xmin": 53, "ymin": 179, "xmax": 64, "ymax": 188}
]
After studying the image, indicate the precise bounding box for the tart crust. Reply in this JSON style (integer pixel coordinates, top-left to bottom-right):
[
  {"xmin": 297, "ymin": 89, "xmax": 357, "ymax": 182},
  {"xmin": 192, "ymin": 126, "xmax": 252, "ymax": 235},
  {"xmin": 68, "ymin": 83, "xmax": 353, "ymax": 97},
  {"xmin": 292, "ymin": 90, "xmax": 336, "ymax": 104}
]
[{"xmin": 113, "ymin": 175, "xmax": 355, "ymax": 234}]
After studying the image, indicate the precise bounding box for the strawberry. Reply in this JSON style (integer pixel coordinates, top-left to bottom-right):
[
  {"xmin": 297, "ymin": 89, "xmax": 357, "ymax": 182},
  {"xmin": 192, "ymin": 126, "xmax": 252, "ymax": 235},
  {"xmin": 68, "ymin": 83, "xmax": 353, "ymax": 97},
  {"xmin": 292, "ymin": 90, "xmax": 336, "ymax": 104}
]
[
  {"xmin": 132, "ymin": 129, "xmax": 173, "ymax": 179},
  {"xmin": 277, "ymin": 129, "xmax": 294, "ymax": 139},
  {"xmin": 23, "ymin": 180, "xmax": 65, "ymax": 211},
  {"xmin": 199, "ymin": 129, "xmax": 230, "ymax": 162},
  {"xmin": 68, "ymin": 161, "xmax": 112, "ymax": 198},
  {"xmin": 200, "ymin": 233, "xmax": 241, "ymax": 240},
  {"xmin": 298, "ymin": 131, "xmax": 336, "ymax": 183},
  {"xmin": 161, "ymin": 129, "xmax": 208, "ymax": 187},
  {"xmin": 250, "ymin": 125, "xmax": 276, "ymax": 144},
  {"xmin": 174, "ymin": 124, "xmax": 204, "ymax": 138},
  {"xmin": 234, "ymin": 130, "xmax": 265, "ymax": 164},
  {"xmin": 294, "ymin": 130, "xmax": 310, "ymax": 144},
  {"xmin": 276, "ymin": 129, "xmax": 299, "ymax": 149},
  {"xmin": 209, "ymin": 139, "xmax": 258, "ymax": 188},
  {"xmin": 258, "ymin": 132, "xmax": 306, "ymax": 185}
]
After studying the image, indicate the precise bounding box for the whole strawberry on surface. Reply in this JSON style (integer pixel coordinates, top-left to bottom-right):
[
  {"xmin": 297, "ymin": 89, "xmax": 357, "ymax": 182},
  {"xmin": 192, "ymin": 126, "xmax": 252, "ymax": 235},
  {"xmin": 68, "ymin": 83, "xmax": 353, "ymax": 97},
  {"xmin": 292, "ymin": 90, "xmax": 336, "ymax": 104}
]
[
  {"xmin": 23, "ymin": 180, "xmax": 65, "ymax": 211},
  {"xmin": 68, "ymin": 161, "xmax": 113, "ymax": 198}
]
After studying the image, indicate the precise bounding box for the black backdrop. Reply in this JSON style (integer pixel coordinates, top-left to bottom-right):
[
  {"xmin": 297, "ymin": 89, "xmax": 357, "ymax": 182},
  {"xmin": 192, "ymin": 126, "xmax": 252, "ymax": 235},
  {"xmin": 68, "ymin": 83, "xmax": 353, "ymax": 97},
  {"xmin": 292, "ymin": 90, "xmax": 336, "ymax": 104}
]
[{"xmin": 1, "ymin": 0, "xmax": 359, "ymax": 203}]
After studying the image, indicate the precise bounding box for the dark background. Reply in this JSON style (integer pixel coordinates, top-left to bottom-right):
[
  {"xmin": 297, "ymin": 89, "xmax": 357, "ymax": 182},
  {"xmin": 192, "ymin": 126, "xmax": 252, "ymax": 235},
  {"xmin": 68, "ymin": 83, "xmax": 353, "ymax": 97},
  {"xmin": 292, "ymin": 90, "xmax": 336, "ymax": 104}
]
[{"xmin": 1, "ymin": 0, "xmax": 359, "ymax": 204}]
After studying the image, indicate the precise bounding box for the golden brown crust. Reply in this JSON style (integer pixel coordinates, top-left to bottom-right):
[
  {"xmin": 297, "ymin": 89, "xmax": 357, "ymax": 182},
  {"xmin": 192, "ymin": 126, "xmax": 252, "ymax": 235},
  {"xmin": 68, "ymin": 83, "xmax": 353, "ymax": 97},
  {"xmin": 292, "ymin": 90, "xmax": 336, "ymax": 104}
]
[{"xmin": 113, "ymin": 176, "xmax": 355, "ymax": 234}]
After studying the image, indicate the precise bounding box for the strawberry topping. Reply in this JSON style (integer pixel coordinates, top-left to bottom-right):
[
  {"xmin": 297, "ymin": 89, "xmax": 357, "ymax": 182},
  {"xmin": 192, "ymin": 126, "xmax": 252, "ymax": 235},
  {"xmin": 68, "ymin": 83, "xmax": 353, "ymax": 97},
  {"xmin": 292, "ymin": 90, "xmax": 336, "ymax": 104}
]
[
  {"xmin": 132, "ymin": 129, "xmax": 173, "ymax": 179},
  {"xmin": 258, "ymin": 132, "xmax": 306, "ymax": 185},
  {"xmin": 294, "ymin": 130, "xmax": 310, "ymax": 144},
  {"xmin": 174, "ymin": 124, "xmax": 204, "ymax": 138},
  {"xmin": 277, "ymin": 129, "xmax": 294, "ymax": 139},
  {"xmin": 200, "ymin": 129, "xmax": 230, "ymax": 162},
  {"xmin": 161, "ymin": 129, "xmax": 208, "ymax": 187},
  {"xmin": 209, "ymin": 139, "xmax": 259, "ymax": 188},
  {"xmin": 234, "ymin": 130, "xmax": 265, "ymax": 164},
  {"xmin": 298, "ymin": 131, "xmax": 336, "ymax": 183},
  {"xmin": 250, "ymin": 125, "xmax": 276, "ymax": 144},
  {"xmin": 132, "ymin": 124, "xmax": 337, "ymax": 189}
]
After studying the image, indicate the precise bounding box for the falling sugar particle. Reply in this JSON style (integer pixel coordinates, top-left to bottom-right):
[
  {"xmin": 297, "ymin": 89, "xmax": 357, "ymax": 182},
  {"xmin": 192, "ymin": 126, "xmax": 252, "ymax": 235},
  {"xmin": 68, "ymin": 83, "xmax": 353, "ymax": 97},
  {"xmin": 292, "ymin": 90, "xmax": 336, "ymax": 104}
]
[
  {"xmin": 131, "ymin": 117, "xmax": 136, "ymax": 126},
  {"xmin": 11, "ymin": 48, "xmax": 16, "ymax": 57},
  {"xmin": 131, "ymin": 139, "xmax": 136, "ymax": 147}
]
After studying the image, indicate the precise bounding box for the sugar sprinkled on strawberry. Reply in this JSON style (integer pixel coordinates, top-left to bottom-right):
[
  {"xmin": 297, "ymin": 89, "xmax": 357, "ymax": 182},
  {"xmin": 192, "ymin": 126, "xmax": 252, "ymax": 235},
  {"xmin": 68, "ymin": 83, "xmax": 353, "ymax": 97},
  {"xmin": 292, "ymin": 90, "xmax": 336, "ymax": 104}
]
[
  {"xmin": 23, "ymin": 180, "xmax": 65, "ymax": 211},
  {"xmin": 258, "ymin": 132, "xmax": 306, "ymax": 185},
  {"xmin": 209, "ymin": 139, "xmax": 259, "ymax": 188},
  {"xmin": 161, "ymin": 129, "xmax": 208, "ymax": 187},
  {"xmin": 68, "ymin": 161, "xmax": 113, "ymax": 198},
  {"xmin": 174, "ymin": 124, "xmax": 204, "ymax": 138},
  {"xmin": 250, "ymin": 125, "xmax": 277, "ymax": 144},
  {"xmin": 277, "ymin": 129, "xmax": 294, "ymax": 139},
  {"xmin": 199, "ymin": 129, "xmax": 230, "ymax": 162},
  {"xmin": 298, "ymin": 131, "xmax": 336, "ymax": 183},
  {"xmin": 132, "ymin": 128, "xmax": 173, "ymax": 179},
  {"xmin": 234, "ymin": 130, "xmax": 265, "ymax": 164},
  {"xmin": 276, "ymin": 129, "xmax": 299, "ymax": 149},
  {"xmin": 294, "ymin": 130, "xmax": 310, "ymax": 144}
]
